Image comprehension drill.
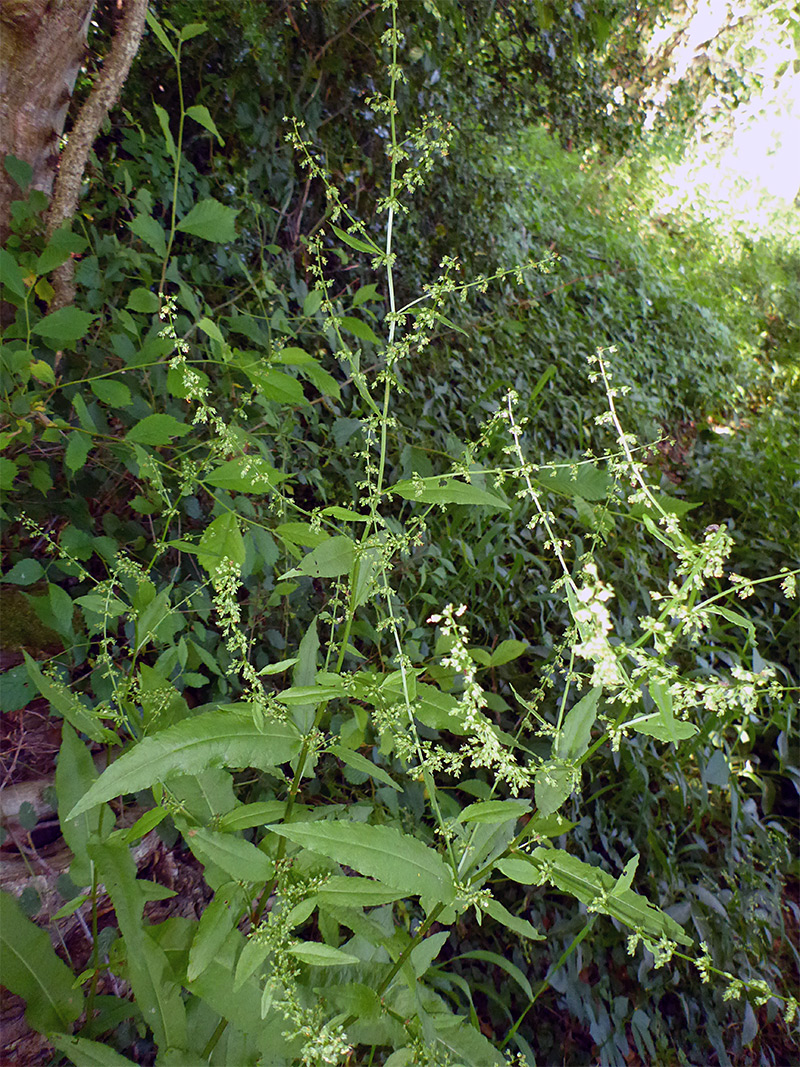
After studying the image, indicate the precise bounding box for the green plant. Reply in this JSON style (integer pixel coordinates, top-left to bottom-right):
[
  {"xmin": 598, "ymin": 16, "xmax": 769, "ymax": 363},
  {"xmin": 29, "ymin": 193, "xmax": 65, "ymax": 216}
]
[{"xmin": 1, "ymin": 5, "xmax": 798, "ymax": 1066}]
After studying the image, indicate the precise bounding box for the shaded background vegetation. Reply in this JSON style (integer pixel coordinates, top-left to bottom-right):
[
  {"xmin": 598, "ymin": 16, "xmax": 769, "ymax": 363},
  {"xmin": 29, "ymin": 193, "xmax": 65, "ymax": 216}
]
[{"xmin": 1, "ymin": 1, "xmax": 798, "ymax": 1064}]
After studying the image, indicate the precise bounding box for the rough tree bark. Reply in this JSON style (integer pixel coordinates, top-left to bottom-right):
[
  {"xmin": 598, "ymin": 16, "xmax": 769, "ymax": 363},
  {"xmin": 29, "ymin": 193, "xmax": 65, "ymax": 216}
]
[
  {"xmin": 46, "ymin": 0, "xmax": 149, "ymax": 309},
  {"xmin": 1, "ymin": 0, "xmax": 149, "ymax": 309},
  {"xmin": 0, "ymin": 0, "xmax": 95, "ymax": 246}
]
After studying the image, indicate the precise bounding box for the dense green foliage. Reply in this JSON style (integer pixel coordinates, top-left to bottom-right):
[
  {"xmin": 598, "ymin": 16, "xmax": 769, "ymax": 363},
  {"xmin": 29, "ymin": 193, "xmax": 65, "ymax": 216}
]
[{"xmin": 1, "ymin": 2, "xmax": 797, "ymax": 1065}]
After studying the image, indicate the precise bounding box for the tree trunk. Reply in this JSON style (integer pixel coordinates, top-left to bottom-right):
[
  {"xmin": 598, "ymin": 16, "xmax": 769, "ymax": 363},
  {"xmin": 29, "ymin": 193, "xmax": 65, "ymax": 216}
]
[{"xmin": 0, "ymin": 0, "xmax": 94, "ymax": 246}]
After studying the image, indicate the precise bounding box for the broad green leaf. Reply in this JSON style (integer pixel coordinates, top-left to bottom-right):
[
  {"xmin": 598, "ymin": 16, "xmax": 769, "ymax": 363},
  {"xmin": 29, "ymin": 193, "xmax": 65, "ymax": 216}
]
[
  {"xmin": 274, "ymin": 522, "xmax": 330, "ymax": 548},
  {"xmin": 0, "ymin": 889, "xmax": 83, "ymax": 1033},
  {"xmin": 274, "ymin": 683, "xmax": 346, "ymax": 706},
  {"xmin": 556, "ymin": 686, "xmax": 601, "ymax": 761},
  {"xmin": 23, "ymin": 652, "xmax": 118, "ymax": 744},
  {"xmin": 188, "ymin": 893, "xmax": 236, "ymax": 982},
  {"xmin": 281, "ymin": 535, "xmax": 355, "ymax": 579},
  {"xmin": 64, "ymin": 432, "xmax": 92, "ymax": 474},
  {"xmin": 0, "ymin": 248, "xmax": 27, "ymax": 297},
  {"xmin": 90, "ymin": 378, "xmax": 132, "ymax": 407},
  {"xmin": 197, "ymin": 512, "xmax": 245, "ymax": 576},
  {"xmin": 35, "ymin": 227, "xmax": 87, "ymax": 275},
  {"xmin": 631, "ymin": 713, "xmax": 698, "ymax": 743},
  {"xmin": 410, "ymin": 930, "xmax": 449, "ymax": 977},
  {"xmin": 49, "ymin": 1034, "xmax": 136, "ymax": 1066},
  {"xmin": 267, "ymin": 821, "xmax": 455, "ymax": 904},
  {"xmin": 125, "ymin": 414, "xmax": 191, "ymax": 445},
  {"xmin": 458, "ymin": 799, "xmax": 531, "ymax": 824},
  {"xmin": 180, "ymin": 21, "xmax": 207, "ymax": 41},
  {"xmin": 29, "ymin": 358, "xmax": 55, "ymax": 385},
  {"xmin": 303, "ymin": 289, "xmax": 323, "ymax": 316},
  {"xmin": 0, "ymin": 457, "xmax": 18, "ymax": 490},
  {"xmin": 2, "ymin": 558, "xmax": 44, "ymax": 585},
  {"xmin": 67, "ymin": 710, "xmax": 301, "ymax": 820},
  {"xmin": 300, "ymin": 359, "xmax": 341, "ymax": 400},
  {"xmin": 526, "ymin": 811, "xmax": 577, "ymax": 837},
  {"xmin": 288, "ymin": 942, "xmax": 360, "ymax": 967},
  {"xmin": 488, "ymin": 639, "xmax": 528, "ymax": 666},
  {"xmin": 126, "ymin": 287, "xmax": 159, "ymax": 313},
  {"xmin": 197, "ymin": 315, "xmax": 224, "ymax": 342},
  {"xmin": 483, "ymin": 897, "xmax": 543, "ymax": 940},
  {"xmin": 331, "ymin": 226, "xmax": 380, "ymax": 254},
  {"xmin": 4, "ymin": 153, "xmax": 33, "ymax": 192},
  {"xmin": 203, "ymin": 456, "xmax": 287, "ymax": 494},
  {"xmin": 534, "ymin": 759, "xmax": 576, "ymax": 818},
  {"xmin": 352, "ymin": 282, "xmax": 381, "ymax": 308},
  {"xmin": 329, "ymin": 744, "xmax": 401, "ymax": 791},
  {"xmin": 177, "ymin": 198, "xmax": 239, "ymax": 242},
  {"xmin": 185, "ymin": 104, "xmax": 224, "ymax": 144},
  {"xmin": 340, "ymin": 315, "xmax": 381, "ymax": 344},
  {"xmin": 127, "ymin": 213, "xmax": 166, "ymax": 256},
  {"xmin": 390, "ymin": 476, "xmax": 508, "ymax": 511},
  {"xmin": 183, "ymin": 825, "xmax": 272, "ymax": 883},
  {"xmin": 534, "ymin": 462, "xmax": 612, "ymax": 502},
  {"xmin": 32, "ymin": 307, "xmax": 94, "ymax": 348},
  {"xmin": 89, "ymin": 839, "xmax": 187, "ymax": 1051}
]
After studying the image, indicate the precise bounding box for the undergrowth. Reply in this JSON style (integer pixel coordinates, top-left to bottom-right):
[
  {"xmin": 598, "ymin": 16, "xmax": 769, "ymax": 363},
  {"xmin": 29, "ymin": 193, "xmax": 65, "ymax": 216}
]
[{"xmin": 1, "ymin": 5, "xmax": 798, "ymax": 1065}]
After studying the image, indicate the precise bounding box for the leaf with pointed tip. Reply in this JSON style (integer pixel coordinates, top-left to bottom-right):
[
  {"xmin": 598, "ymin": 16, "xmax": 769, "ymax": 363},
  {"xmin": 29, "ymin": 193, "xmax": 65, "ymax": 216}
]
[
  {"xmin": 67, "ymin": 711, "xmax": 301, "ymax": 820},
  {"xmin": 268, "ymin": 821, "xmax": 455, "ymax": 904},
  {"xmin": 0, "ymin": 890, "xmax": 83, "ymax": 1033}
]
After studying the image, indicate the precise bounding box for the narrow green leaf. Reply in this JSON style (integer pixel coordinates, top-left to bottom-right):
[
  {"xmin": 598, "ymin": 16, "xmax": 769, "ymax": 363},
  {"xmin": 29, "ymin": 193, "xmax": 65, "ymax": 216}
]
[
  {"xmin": 452, "ymin": 949, "xmax": 532, "ymax": 1000},
  {"xmin": 89, "ymin": 839, "xmax": 187, "ymax": 1050},
  {"xmin": 56, "ymin": 724, "xmax": 113, "ymax": 886},
  {"xmin": 180, "ymin": 22, "xmax": 207, "ymax": 41},
  {"xmin": 155, "ymin": 104, "xmax": 177, "ymax": 162},
  {"xmin": 188, "ymin": 893, "xmax": 236, "ymax": 982},
  {"xmin": 329, "ymin": 744, "xmax": 401, "ymax": 791},
  {"xmin": 458, "ymin": 799, "xmax": 531, "ymax": 825},
  {"xmin": 267, "ymin": 821, "xmax": 455, "ymax": 904},
  {"xmin": 483, "ymin": 897, "xmax": 543, "ymax": 940},
  {"xmin": 331, "ymin": 225, "xmax": 380, "ymax": 254},
  {"xmin": 390, "ymin": 477, "xmax": 508, "ymax": 511},
  {"xmin": 315, "ymin": 876, "xmax": 405, "ymax": 908},
  {"xmin": 49, "ymin": 1034, "xmax": 136, "ymax": 1066},
  {"xmin": 23, "ymin": 652, "xmax": 117, "ymax": 744},
  {"xmin": 177, "ymin": 198, "xmax": 238, "ymax": 242},
  {"xmin": 288, "ymin": 942, "xmax": 359, "ymax": 967},
  {"xmin": 217, "ymin": 801, "xmax": 287, "ymax": 831},
  {"xmin": 0, "ymin": 889, "xmax": 83, "ymax": 1033},
  {"xmin": 183, "ymin": 825, "xmax": 272, "ymax": 883},
  {"xmin": 67, "ymin": 711, "xmax": 301, "ymax": 820},
  {"xmin": 145, "ymin": 10, "xmax": 177, "ymax": 57}
]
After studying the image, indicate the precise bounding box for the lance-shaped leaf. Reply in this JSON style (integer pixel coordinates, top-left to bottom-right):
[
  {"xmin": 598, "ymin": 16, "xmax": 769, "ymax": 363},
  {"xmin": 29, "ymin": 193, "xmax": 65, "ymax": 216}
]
[
  {"xmin": 268, "ymin": 821, "xmax": 455, "ymax": 904},
  {"xmin": 555, "ymin": 686, "xmax": 601, "ymax": 761},
  {"xmin": 389, "ymin": 476, "xmax": 509, "ymax": 511},
  {"xmin": 49, "ymin": 1034, "xmax": 137, "ymax": 1065},
  {"xmin": 0, "ymin": 889, "xmax": 83, "ymax": 1033},
  {"xmin": 67, "ymin": 710, "xmax": 301, "ymax": 820},
  {"xmin": 89, "ymin": 839, "xmax": 187, "ymax": 1052},
  {"xmin": 497, "ymin": 848, "xmax": 691, "ymax": 945}
]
